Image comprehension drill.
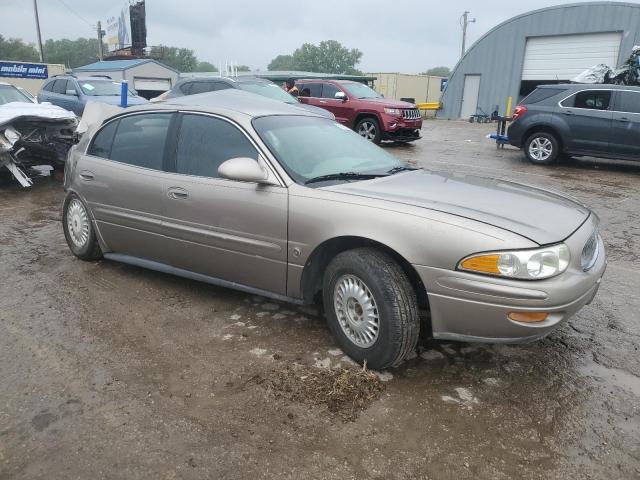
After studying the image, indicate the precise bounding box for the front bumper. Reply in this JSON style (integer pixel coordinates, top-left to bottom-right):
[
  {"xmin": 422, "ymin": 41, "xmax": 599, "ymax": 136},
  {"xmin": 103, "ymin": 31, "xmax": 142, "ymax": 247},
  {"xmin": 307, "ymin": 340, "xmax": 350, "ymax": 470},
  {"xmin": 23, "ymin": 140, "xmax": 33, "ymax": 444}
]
[
  {"xmin": 414, "ymin": 215, "xmax": 606, "ymax": 342},
  {"xmin": 381, "ymin": 115, "xmax": 422, "ymax": 142}
]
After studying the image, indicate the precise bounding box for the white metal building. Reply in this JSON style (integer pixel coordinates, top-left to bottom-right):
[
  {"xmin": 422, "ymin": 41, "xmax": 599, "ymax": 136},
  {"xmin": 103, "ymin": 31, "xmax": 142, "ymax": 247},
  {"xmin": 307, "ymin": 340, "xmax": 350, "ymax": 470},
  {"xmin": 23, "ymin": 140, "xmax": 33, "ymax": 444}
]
[
  {"xmin": 74, "ymin": 59, "xmax": 179, "ymax": 99},
  {"xmin": 439, "ymin": 2, "xmax": 640, "ymax": 119}
]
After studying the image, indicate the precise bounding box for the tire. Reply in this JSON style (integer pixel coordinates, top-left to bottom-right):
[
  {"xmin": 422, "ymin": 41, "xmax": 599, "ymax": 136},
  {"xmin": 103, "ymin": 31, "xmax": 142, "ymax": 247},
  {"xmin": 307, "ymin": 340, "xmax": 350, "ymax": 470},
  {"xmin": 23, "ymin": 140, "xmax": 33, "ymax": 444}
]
[
  {"xmin": 62, "ymin": 193, "xmax": 102, "ymax": 261},
  {"xmin": 322, "ymin": 248, "xmax": 419, "ymax": 369},
  {"xmin": 524, "ymin": 132, "xmax": 559, "ymax": 165},
  {"xmin": 355, "ymin": 117, "xmax": 382, "ymax": 144}
]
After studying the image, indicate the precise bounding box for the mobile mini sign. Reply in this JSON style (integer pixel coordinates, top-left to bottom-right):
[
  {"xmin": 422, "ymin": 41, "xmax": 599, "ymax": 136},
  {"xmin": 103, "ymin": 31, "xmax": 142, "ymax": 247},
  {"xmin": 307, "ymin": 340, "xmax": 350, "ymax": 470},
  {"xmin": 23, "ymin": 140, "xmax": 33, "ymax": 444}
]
[{"xmin": 0, "ymin": 62, "xmax": 48, "ymax": 80}]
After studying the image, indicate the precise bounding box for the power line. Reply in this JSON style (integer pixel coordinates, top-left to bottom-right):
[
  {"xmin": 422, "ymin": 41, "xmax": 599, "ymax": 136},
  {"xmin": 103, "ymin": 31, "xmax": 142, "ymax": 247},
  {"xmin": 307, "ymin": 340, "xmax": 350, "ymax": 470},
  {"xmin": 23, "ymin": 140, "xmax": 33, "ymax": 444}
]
[{"xmin": 54, "ymin": 0, "xmax": 94, "ymax": 28}]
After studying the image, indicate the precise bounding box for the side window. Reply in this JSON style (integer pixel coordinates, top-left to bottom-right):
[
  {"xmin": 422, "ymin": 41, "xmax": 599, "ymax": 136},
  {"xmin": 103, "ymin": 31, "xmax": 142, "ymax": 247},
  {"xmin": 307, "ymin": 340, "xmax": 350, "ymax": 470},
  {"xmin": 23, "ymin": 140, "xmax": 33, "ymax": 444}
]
[
  {"xmin": 176, "ymin": 114, "xmax": 258, "ymax": 178},
  {"xmin": 179, "ymin": 82, "xmax": 192, "ymax": 95},
  {"xmin": 572, "ymin": 90, "xmax": 611, "ymax": 110},
  {"xmin": 110, "ymin": 113, "xmax": 172, "ymax": 170},
  {"xmin": 42, "ymin": 81, "xmax": 54, "ymax": 92},
  {"xmin": 52, "ymin": 79, "xmax": 68, "ymax": 94},
  {"xmin": 301, "ymin": 83, "xmax": 322, "ymax": 98},
  {"xmin": 615, "ymin": 91, "xmax": 640, "ymax": 114},
  {"xmin": 321, "ymin": 83, "xmax": 340, "ymax": 99},
  {"xmin": 88, "ymin": 120, "xmax": 119, "ymax": 158},
  {"xmin": 189, "ymin": 82, "xmax": 217, "ymax": 95}
]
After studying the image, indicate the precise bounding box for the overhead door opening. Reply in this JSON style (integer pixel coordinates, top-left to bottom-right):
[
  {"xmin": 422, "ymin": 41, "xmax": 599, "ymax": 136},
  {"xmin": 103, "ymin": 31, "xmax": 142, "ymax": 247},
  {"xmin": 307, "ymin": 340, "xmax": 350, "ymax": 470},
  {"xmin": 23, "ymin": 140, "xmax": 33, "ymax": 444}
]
[
  {"xmin": 519, "ymin": 32, "xmax": 622, "ymax": 99},
  {"xmin": 133, "ymin": 77, "xmax": 172, "ymax": 99}
]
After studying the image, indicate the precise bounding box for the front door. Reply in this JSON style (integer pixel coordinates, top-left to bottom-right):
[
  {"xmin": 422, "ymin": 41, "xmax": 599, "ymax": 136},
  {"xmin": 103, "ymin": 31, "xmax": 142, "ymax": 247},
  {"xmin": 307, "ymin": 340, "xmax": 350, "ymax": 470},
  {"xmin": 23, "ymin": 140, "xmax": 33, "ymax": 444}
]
[
  {"xmin": 460, "ymin": 75, "xmax": 481, "ymax": 118},
  {"xmin": 558, "ymin": 89, "xmax": 612, "ymax": 153},
  {"xmin": 318, "ymin": 83, "xmax": 351, "ymax": 125},
  {"xmin": 78, "ymin": 112, "xmax": 175, "ymax": 263},
  {"xmin": 161, "ymin": 112, "xmax": 288, "ymax": 295},
  {"xmin": 610, "ymin": 90, "xmax": 640, "ymax": 158}
]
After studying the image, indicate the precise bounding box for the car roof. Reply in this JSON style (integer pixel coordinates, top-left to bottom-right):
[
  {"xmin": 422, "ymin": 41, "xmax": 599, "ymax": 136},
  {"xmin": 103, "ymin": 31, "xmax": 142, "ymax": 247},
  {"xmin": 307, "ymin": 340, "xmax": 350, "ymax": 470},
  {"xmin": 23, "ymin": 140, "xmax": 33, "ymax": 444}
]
[
  {"xmin": 538, "ymin": 83, "xmax": 640, "ymax": 92},
  {"xmin": 178, "ymin": 76, "xmax": 268, "ymax": 84},
  {"xmin": 126, "ymin": 88, "xmax": 324, "ymax": 119}
]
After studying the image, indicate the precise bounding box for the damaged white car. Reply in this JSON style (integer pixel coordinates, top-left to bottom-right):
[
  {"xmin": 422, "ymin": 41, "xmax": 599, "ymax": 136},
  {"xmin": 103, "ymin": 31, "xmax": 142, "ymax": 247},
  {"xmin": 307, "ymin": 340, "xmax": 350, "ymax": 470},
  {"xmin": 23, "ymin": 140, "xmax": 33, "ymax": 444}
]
[{"xmin": 0, "ymin": 97, "xmax": 77, "ymax": 187}]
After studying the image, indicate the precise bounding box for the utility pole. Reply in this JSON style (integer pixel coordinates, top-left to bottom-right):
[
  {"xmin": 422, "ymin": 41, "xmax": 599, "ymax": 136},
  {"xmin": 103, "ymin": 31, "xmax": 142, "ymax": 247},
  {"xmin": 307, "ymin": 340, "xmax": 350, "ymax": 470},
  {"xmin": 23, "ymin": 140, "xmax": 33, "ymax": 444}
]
[
  {"xmin": 33, "ymin": 0, "xmax": 44, "ymax": 62},
  {"xmin": 97, "ymin": 21, "xmax": 105, "ymax": 60},
  {"xmin": 460, "ymin": 10, "xmax": 476, "ymax": 58}
]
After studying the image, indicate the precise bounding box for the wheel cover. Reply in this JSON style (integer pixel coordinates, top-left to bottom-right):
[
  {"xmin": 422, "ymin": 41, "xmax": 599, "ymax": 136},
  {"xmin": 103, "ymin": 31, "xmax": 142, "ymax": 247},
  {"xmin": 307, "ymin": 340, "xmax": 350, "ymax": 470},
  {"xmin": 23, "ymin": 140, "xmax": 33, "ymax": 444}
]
[
  {"xmin": 357, "ymin": 121, "xmax": 377, "ymax": 141},
  {"xmin": 333, "ymin": 274, "xmax": 380, "ymax": 348},
  {"xmin": 529, "ymin": 137, "xmax": 553, "ymax": 161},
  {"xmin": 67, "ymin": 198, "xmax": 90, "ymax": 248}
]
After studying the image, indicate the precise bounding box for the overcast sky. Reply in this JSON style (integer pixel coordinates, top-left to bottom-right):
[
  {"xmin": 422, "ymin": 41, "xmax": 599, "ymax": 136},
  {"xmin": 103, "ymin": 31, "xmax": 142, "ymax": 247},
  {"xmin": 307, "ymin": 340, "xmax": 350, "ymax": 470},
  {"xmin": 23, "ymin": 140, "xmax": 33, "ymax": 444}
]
[{"xmin": 3, "ymin": 0, "xmax": 639, "ymax": 72}]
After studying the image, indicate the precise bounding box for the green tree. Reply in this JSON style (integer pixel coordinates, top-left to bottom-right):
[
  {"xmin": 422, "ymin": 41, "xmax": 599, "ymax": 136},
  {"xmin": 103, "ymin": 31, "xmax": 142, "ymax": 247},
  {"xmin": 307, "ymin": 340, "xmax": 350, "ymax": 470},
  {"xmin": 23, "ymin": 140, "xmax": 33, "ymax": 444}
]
[
  {"xmin": 421, "ymin": 66, "xmax": 450, "ymax": 77},
  {"xmin": 236, "ymin": 65, "xmax": 250, "ymax": 72},
  {"xmin": 0, "ymin": 35, "xmax": 39, "ymax": 62},
  {"xmin": 194, "ymin": 61, "xmax": 217, "ymax": 72},
  {"xmin": 269, "ymin": 40, "xmax": 363, "ymax": 74},
  {"xmin": 149, "ymin": 45, "xmax": 198, "ymax": 72},
  {"xmin": 43, "ymin": 38, "xmax": 103, "ymax": 68},
  {"xmin": 268, "ymin": 54, "xmax": 295, "ymax": 71}
]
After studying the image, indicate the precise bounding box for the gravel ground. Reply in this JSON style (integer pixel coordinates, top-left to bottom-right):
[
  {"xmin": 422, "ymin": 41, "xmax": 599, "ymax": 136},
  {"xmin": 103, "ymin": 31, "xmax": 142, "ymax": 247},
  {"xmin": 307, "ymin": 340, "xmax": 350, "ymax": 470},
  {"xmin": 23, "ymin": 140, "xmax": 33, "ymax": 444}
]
[{"xmin": 0, "ymin": 120, "xmax": 638, "ymax": 479}]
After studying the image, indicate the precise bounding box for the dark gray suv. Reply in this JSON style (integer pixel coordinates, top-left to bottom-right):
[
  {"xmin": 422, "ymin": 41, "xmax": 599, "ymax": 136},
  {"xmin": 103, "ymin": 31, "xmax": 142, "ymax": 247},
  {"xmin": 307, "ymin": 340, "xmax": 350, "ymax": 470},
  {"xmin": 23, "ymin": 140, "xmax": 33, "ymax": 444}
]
[{"xmin": 508, "ymin": 84, "xmax": 640, "ymax": 164}]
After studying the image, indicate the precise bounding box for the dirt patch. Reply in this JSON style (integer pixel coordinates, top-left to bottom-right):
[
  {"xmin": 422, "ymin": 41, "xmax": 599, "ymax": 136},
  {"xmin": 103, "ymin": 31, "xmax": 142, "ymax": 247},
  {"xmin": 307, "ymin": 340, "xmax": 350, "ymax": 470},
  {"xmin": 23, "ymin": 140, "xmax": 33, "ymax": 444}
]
[{"xmin": 257, "ymin": 364, "xmax": 385, "ymax": 421}]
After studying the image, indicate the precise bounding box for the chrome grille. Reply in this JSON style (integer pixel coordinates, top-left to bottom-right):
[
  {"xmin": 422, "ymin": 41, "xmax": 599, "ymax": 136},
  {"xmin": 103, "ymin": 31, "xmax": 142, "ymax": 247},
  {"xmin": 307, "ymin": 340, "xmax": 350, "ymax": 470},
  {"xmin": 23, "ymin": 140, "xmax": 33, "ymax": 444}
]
[{"xmin": 402, "ymin": 109, "xmax": 421, "ymax": 120}]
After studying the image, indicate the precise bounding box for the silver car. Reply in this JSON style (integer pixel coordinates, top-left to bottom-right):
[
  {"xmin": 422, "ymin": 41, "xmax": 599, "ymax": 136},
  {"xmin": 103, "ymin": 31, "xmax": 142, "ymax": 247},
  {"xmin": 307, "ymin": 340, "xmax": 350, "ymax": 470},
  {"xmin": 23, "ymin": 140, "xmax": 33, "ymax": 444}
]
[{"xmin": 63, "ymin": 90, "xmax": 606, "ymax": 369}]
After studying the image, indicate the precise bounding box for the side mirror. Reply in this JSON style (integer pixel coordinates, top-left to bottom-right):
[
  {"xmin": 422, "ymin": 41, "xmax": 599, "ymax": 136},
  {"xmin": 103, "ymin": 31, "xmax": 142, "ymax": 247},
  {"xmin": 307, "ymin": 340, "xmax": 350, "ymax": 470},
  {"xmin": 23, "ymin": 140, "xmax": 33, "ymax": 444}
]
[
  {"xmin": 335, "ymin": 91, "xmax": 347, "ymax": 101},
  {"xmin": 218, "ymin": 157, "xmax": 278, "ymax": 185},
  {"xmin": 65, "ymin": 89, "xmax": 78, "ymax": 96}
]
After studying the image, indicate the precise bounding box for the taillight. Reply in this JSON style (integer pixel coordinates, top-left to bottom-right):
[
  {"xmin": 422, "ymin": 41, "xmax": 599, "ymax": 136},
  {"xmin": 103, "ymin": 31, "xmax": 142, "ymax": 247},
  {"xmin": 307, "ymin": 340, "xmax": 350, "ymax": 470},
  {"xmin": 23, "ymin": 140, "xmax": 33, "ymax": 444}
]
[{"xmin": 512, "ymin": 105, "xmax": 527, "ymax": 121}]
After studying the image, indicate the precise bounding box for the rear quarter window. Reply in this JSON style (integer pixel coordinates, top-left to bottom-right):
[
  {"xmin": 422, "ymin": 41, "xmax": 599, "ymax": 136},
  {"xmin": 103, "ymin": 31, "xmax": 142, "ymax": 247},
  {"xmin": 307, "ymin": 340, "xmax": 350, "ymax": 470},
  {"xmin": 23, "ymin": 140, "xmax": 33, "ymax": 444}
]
[{"xmin": 522, "ymin": 88, "xmax": 566, "ymax": 105}]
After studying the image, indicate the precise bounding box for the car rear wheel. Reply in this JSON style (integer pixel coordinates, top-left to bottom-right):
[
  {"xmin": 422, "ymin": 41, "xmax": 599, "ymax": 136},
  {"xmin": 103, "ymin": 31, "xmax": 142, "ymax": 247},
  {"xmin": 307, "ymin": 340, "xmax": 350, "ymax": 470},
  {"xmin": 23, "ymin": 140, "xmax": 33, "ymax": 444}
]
[
  {"xmin": 355, "ymin": 117, "xmax": 381, "ymax": 144},
  {"xmin": 323, "ymin": 248, "xmax": 419, "ymax": 369},
  {"xmin": 62, "ymin": 194, "xmax": 102, "ymax": 261},
  {"xmin": 524, "ymin": 132, "xmax": 559, "ymax": 165}
]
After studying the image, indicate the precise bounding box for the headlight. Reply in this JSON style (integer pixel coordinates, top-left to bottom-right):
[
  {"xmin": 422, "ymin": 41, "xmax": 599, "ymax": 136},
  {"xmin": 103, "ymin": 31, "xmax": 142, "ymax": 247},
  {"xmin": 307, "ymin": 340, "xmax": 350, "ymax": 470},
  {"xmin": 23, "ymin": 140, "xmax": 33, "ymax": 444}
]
[
  {"xmin": 580, "ymin": 232, "xmax": 600, "ymax": 271},
  {"xmin": 384, "ymin": 108, "xmax": 402, "ymax": 116},
  {"xmin": 458, "ymin": 243, "xmax": 570, "ymax": 280}
]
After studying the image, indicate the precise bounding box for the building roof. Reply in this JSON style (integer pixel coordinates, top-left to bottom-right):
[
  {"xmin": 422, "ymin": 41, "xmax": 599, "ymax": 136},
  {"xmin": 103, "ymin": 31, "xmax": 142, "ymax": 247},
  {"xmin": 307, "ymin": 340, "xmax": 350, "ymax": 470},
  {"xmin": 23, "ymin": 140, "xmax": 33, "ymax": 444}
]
[
  {"xmin": 180, "ymin": 70, "xmax": 376, "ymax": 83},
  {"xmin": 75, "ymin": 59, "xmax": 179, "ymax": 74}
]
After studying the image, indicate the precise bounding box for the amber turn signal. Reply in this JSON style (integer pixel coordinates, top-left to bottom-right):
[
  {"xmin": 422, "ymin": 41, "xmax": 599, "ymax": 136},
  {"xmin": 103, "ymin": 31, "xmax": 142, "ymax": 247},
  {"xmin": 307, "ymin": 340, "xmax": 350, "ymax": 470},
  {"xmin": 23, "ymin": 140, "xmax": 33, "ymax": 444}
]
[
  {"xmin": 460, "ymin": 254, "xmax": 500, "ymax": 274},
  {"xmin": 508, "ymin": 312, "xmax": 549, "ymax": 323}
]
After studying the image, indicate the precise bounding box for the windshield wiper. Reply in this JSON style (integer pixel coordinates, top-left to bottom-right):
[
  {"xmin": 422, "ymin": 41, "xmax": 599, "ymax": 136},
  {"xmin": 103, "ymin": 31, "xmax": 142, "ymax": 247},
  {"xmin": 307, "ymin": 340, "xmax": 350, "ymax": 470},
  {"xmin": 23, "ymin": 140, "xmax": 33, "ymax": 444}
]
[
  {"xmin": 304, "ymin": 172, "xmax": 387, "ymax": 185},
  {"xmin": 386, "ymin": 166, "xmax": 418, "ymax": 175}
]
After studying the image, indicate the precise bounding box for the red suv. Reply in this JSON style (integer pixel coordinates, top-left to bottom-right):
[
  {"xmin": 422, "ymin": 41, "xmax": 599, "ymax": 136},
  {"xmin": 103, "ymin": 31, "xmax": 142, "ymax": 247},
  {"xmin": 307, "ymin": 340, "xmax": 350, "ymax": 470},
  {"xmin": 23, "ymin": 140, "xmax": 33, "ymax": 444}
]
[{"xmin": 296, "ymin": 79, "xmax": 422, "ymax": 144}]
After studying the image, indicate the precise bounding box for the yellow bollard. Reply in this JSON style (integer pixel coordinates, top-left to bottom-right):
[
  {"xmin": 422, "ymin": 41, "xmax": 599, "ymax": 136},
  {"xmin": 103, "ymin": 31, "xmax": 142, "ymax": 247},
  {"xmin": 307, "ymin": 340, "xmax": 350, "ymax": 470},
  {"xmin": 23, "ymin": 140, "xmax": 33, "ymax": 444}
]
[{"xmin": 506, "ymin": 96, "xmax": 513, "ymax": 118}]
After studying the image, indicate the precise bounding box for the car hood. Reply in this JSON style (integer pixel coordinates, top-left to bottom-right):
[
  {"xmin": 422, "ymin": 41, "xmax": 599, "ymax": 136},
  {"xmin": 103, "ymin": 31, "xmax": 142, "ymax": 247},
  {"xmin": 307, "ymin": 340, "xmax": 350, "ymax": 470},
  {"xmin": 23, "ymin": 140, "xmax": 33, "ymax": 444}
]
[
  {"xmin": 86, "ymin": 96, "xmax": 149, "ymax": 106},
  {"xmin": 324, "ymin": 170, "xmax": 590, "ymax": 245},
  {"xmin": 355, "ymin": 97, "xmax": 417, "ymax": 108},
  {"xmin": 291, "ymin": 102, "xmax": 336, "ymax": 119}
]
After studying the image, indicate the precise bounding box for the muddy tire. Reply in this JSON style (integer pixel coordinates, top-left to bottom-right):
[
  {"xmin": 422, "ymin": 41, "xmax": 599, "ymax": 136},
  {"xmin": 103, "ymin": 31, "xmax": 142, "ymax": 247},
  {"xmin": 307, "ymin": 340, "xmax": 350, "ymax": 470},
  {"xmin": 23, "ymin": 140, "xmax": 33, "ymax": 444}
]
[
  {"xmin": 323, "ymin": 248, "xmax": 419, "ymax": 369},
  {"xmin": 524, "ymin": 132, "xmax": 559, "ymax": 165},
  {"xmin": 62, "ymin": 193, "xmax": 102, "ymax": 261},
  {"xmin": 355, "ymin": 117, "xmax": 382, "ymax": 144}
]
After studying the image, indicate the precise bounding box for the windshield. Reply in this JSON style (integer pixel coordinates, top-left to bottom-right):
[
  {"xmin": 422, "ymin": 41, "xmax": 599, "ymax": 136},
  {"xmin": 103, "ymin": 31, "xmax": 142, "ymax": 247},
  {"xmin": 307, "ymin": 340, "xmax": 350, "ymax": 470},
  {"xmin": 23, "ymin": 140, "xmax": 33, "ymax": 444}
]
[
  {"xmin": 79, "ymin": 80, "xmax": 135, "ymax": 96},
  {"xmin": 238, "ymin": 82, "xmax": 297, "ymax": 104},
  {"xmin": 0, "ymin": 85, "xmax": 33, "ymax": 105},
  {"xmin": 342, "ymin": 83, "xmax": 382, "ymax": 99},
  {"xmin": 253, "ymin": 116, "xmax": 403, "ymax": 185}
]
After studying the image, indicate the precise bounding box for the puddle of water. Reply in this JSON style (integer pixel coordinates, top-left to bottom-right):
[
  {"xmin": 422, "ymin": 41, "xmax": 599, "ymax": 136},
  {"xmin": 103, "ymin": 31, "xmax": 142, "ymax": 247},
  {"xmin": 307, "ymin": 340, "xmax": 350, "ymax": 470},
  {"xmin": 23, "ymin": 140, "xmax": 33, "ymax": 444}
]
[{"xmin": 579, "ymin": 361, "xmax": 640, "ymax": 398}]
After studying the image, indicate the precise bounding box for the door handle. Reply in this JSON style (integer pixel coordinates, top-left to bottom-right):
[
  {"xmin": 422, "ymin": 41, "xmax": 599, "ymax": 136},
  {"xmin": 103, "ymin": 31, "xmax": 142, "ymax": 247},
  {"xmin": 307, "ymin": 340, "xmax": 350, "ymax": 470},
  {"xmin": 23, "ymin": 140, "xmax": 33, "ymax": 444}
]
[
  {"xmin": 167, "ymin": 187, "xmax": 189, "ymax": 199},
  {"xmin": 319, "ymin": 100, "xmax": 327, "ymax": 104},
  {"xmin": 563, "ymin": 110, "xmax": 574, "ymax": 116},
  {"xmin": 616, "ymin": 117, "xmax": 630, "ymax": 122},
  {"xmin": 79, "ymin": 171, "xmax": 94, "ymax": 181}
]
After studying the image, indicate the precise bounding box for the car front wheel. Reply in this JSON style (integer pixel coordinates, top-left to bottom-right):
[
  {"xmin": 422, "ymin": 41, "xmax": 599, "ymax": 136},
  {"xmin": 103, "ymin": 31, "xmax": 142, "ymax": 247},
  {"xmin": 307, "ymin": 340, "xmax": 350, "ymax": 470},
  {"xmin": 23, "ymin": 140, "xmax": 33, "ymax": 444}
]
[
  {"xmin": 323, "ymin": 248, "xmax": 419, "ymax": 369},
  {"xmin": 355, "ymin": 117, "xmax": 382, "ymax": 144},
  {"xmin": 62, "ymin": 194, "xmax": 102, "ymax": 261},
  {"xmin": 524, "ymin": 132, "xmax": 559, "ymax": 165}
]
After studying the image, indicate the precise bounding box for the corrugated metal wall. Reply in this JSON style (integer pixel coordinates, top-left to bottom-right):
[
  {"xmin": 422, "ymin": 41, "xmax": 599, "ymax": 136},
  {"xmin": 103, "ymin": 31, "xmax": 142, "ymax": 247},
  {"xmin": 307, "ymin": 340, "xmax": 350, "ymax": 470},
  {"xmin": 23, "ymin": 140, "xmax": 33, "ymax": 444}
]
[{"xmin": 438, "ymin": 2, "xmax": 640, "ymax": 119}]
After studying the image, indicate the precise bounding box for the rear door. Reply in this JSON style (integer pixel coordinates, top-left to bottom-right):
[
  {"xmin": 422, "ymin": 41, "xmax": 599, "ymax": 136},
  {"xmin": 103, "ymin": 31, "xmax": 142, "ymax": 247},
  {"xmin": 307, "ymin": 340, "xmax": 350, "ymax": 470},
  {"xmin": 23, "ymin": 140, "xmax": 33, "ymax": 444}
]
[
  {"xmin": 610, "ymin": 90, "xmax": 640, "ymax": 159},
  {"xmin": 161, "ymin": 112, "xmax": 288, "ymax": 294},
  {"xmin": 48, "ymin": 79, "xmax": 75, "ymax": 111},
  {"xmin": 78, "ymin": 112, "xmax": 176, "ymax": 263},
  {"xmin": 297, "ymin": 82, "xmax": 323, "ymax": 109},
  {"xmin": 558, "ymin": 89, "xmax": 612, "ymax": 153},
  {"xmin": 318, "ymin": 83, "xmax": 350, "ymax": 125}
]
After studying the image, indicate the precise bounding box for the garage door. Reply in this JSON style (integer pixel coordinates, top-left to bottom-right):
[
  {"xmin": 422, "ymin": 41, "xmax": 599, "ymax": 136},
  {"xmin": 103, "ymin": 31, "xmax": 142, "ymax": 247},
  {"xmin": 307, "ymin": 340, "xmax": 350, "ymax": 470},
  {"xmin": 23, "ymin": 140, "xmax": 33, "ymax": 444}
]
[
  {"xmin": 133, "ymin": 78, "xmax": 172, "ymax": 91},
  {"xmin": 522, "ymin": 32, "xmax": 622, "ymax": 81}
]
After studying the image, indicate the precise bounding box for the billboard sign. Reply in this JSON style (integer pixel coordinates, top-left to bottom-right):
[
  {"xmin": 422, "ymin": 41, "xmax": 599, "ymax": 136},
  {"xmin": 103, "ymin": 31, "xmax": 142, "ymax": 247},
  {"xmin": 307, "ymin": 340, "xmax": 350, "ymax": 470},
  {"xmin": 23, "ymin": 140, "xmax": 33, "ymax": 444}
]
[
  {"xmin": 0, "ymin": 62, "xmax": 48, "ymax": 79},
  {"xmin": 105, "ymin": 3, "xmax": 132, "ymax": 52}
]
